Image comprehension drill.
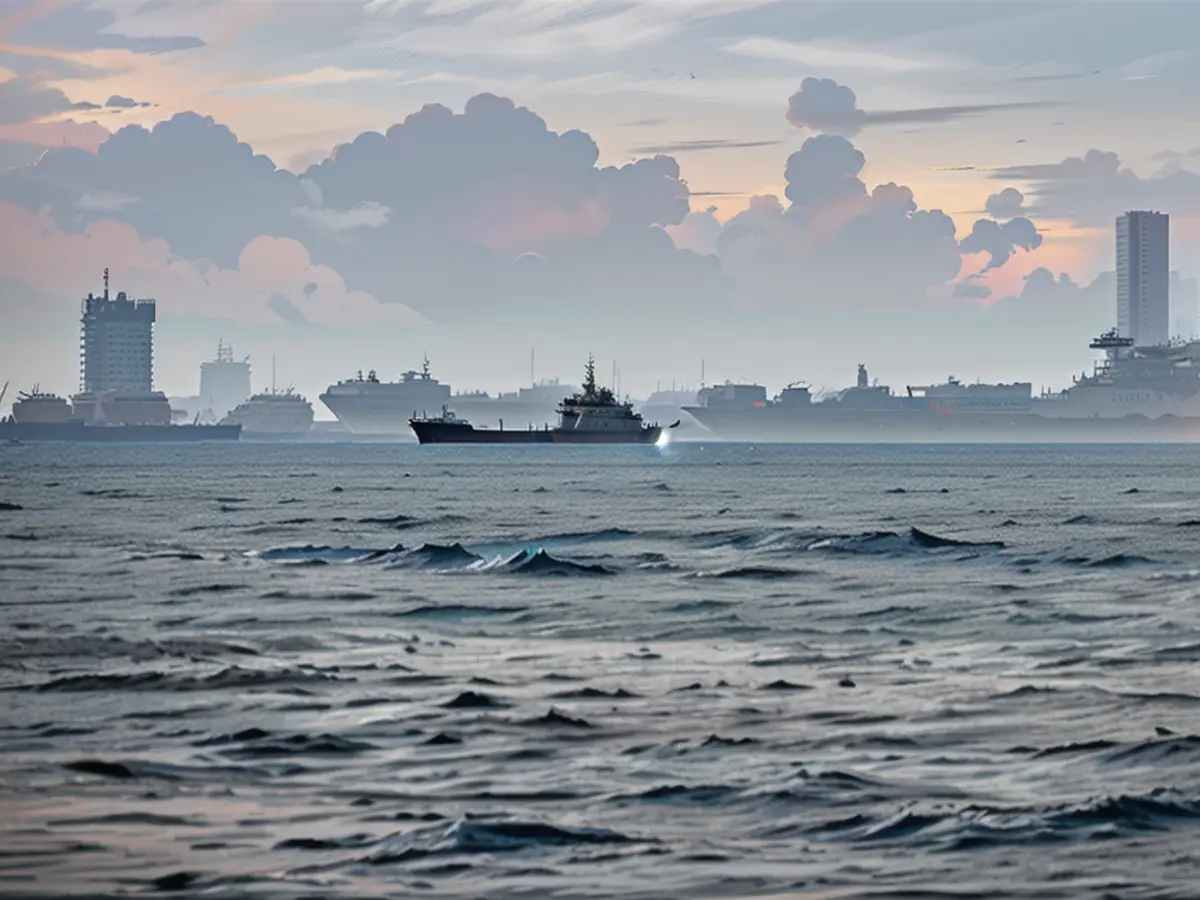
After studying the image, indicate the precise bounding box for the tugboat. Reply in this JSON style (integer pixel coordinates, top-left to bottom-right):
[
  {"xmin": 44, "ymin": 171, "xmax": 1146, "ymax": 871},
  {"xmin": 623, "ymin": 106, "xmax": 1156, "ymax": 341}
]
[{"xmin": 409, "ymin": 356, "xmax": 677, "ymax": 444}]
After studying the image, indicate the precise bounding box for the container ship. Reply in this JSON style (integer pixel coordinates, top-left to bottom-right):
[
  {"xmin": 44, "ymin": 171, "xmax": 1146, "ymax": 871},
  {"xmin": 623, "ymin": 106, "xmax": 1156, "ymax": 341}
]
[
  {"xmin": 0, "ymin": 270, "xmax": 240, "ymax": 443},
  {"xmin": 683, "ymin": 331, "xmax": 1200, "ymax": 443},
  {"xmin": 318, "ymin": 356, "xmax": 578, "ymax": 438},
  {"xmin": 410, "ymin": 356, "xmax": 674, "ymax": 445}
]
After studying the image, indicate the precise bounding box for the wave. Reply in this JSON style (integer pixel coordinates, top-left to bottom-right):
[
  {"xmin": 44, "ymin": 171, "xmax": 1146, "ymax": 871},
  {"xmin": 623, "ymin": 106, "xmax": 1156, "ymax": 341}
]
[
  {"xmin": 194, "ymin": 728, "xmax": 376, "ymax": 758},
  {"xmin": 392, "ymin": 543, "xmax": 482, "ymax": 569},
  {"xmin": 360, "ymin": 817, "xmax": 645, "ymax": 865},
  {"xmin": 29, "ymin": 665, "xmax": 350, "ymax": 693},
  {"xmin": 488, "ymin": 548, "xmax": 615, "ymax": 576},
  {"xmin": 250, "ymin": 542, "xmax": 613, "ymax": 576},
  {"xmin": 692, "ymin": 565, "xmax": 808, "ymax": 581}
]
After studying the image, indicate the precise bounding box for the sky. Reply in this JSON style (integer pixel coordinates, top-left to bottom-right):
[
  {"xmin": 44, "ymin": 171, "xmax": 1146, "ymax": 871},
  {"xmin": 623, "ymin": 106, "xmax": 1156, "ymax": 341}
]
[{"xmin": 3, "ymin": 0, "xmax": 1200, "ymax": 414}]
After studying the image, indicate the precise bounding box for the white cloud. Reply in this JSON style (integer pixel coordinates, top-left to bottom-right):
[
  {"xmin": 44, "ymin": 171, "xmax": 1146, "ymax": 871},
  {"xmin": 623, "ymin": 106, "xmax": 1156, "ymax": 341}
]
[{"xmin": 291, "ymin": 201, "xmax": 391, "ymax": 234}]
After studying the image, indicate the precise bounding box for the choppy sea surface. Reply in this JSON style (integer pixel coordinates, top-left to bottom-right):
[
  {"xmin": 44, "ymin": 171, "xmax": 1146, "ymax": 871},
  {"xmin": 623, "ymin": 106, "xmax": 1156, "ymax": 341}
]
[{"xmin": 2, "ymin": 441, "xmax": 1200, "ymax": 899}]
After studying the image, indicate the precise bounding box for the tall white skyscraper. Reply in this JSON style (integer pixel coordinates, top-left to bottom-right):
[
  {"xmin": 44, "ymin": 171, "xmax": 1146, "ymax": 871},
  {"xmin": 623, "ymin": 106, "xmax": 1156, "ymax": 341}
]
[{"xmin": 1116, "ymin": 210, "xmax": 1169, "ymax": 347}]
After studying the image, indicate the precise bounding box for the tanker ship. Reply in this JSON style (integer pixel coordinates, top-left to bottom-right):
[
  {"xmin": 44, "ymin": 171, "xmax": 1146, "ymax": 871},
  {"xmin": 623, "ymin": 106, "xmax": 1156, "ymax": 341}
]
[{"xmin": 683, "ymin": 331, "xmax": 1200, "ymax": 443}]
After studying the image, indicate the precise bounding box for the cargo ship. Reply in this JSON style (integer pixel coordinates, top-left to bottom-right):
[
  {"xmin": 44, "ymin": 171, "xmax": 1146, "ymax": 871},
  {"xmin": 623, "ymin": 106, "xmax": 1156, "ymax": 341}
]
[
  {"xmin": 410, "ymin": 356, "xmax": 674, "ymax": 444},
  {"xmin": 683, "ymin": 331, "xmax": 1200, "ymax": 443},
  {"xmin": 0, "ymin": 270, "xmax": 242, "ymax": 443}
]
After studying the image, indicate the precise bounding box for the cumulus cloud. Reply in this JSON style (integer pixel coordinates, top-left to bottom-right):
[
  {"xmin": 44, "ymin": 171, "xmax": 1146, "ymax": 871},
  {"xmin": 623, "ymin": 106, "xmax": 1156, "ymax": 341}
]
[
  {"xmin": 786, "ymin": 76, "xmax": 1056, "ymax": 137},
  {"xmin": 991, "ymin": 148, "xmax": 1200, "ymax": 225},
  {"xmin": 959, "ymin": 217, "xmax": 1043, "ymax": 271},
  {"xmin": 985, "ymin": 187, "xmax": 1025, "ymax": 220},
  {"xmin": 0, "ymin": 93, "xmax": 729, "ymax": 330},
  {"xmin": 676, "ymin": 126, "xmax": 1041, "ymax": 309},
  {"xmin": 0, "ymin": 202, "xmax": 423, "ymax": 327}
]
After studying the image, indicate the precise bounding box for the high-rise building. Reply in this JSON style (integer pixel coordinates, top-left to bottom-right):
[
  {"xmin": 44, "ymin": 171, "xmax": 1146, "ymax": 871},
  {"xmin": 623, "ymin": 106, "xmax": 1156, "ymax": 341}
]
[
  {"xmin": 80, "ymin": 269, "xmax": 156, "ymax": 393},
  {"xmin": 1116, "ymin": 210, "xmax": 1169, "ymax": 347}
]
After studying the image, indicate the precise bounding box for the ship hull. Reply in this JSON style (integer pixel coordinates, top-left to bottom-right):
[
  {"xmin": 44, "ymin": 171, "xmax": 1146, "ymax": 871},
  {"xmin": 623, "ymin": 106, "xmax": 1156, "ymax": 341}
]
[
  {"xmin": 0, "ymin": 420, "xmax": 243, "ymax": 443},
  {"xmin": 683, "ymin": 407, "xmax": 1200, "ymax": 443},
  {"xmin": 411, "ymin": 421, "xmax": 663, "ymax": 445}
]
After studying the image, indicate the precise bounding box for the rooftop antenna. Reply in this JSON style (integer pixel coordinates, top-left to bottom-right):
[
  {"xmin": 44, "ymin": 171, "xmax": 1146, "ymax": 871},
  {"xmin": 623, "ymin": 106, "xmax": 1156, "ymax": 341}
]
[
  {"xmin": 612, "ymin": 359, "xmax": 617, "ymax": 393},
  {"xmin": 701, "ymin": 358, "xmax": 705, "ymax": 387},
  {"xmin": 272, "ymin": 354, "xmax": 276, "ymax": 395},
  {"xmin": 530, "ymin": 348, "xmax": 535, "ymax": 386},
  {"xmin": 103, "ymin": 267, "xmax": 109, "ymax": 301}
]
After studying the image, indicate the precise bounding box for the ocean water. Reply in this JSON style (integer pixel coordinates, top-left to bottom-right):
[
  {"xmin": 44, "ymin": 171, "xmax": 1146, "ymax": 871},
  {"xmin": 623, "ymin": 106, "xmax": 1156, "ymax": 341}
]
[{"xmin": 2, "ymin": 441, "xmax": 1199, "ymax": 899}]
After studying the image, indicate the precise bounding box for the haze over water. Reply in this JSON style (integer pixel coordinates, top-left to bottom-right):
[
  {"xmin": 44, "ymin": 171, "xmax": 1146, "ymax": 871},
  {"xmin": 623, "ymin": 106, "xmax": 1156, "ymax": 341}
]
[{"xmin": 2, "ymin": 442, "xmax": 1199, "ymax": 898}]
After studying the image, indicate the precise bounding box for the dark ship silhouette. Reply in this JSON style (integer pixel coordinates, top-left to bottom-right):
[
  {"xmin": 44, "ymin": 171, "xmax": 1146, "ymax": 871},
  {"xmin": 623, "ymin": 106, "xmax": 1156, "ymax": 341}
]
[{"xmin": 409, "ymin": 356, "xmax": 677, "ymax": 444}]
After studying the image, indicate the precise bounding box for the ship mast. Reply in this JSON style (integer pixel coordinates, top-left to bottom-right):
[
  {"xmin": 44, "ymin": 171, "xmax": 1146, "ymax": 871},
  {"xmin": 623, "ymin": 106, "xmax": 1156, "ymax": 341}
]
[{"xmin": 584, "ymin": 354, "xmax": 597, "ymax": 396}]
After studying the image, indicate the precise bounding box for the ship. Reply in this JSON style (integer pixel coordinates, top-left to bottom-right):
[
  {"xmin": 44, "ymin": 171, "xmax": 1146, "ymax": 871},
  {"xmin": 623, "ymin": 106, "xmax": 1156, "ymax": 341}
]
[
  {"xmin": 219, "ymin": 358, "xmax": 314, "ymax": 441},
  {"xmin": 220, "ymin": 389, "xmax": 314, "ymax": 441},
  {"xmin": 410, "ymin": 356, "xmax": 675, "ymax": 444},
  {"xmin": 0, "ymin": 270, "xmax": 242, "ymax": 443},
  {"xmin": 682, "ymin": 331, "xmax": 1200, "ymax": 443},
  {"xmin": 9, "ymin": 387, "xmax": 72, "ymax": 422},
  {"xmin": 318, "ymin": 355, "xmax": 579, "ymax": 437}
]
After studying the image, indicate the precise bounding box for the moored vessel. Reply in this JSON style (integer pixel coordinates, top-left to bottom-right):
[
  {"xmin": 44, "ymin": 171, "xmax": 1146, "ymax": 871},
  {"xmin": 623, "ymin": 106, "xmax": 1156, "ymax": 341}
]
[
  {"xmin": 220, "ymin": 360, "xmax": 313, "ymax": 441},
  {"xmin": 220, "ymin": 389, "xmax": 313, "ymax": 441},
  {"xmin": 410, "ymin": 356, "xmax": 673, "ymax": 445},
  {"xmin": 683, "ymin": 334, "xmax": 1200, "ymax": 443}
]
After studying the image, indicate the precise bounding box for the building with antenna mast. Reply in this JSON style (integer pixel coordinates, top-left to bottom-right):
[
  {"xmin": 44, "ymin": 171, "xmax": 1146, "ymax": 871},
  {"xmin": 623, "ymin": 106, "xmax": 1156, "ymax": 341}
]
[{"xmin": 79, "ymin": 268, "xmax": 156, "ymax": 394}]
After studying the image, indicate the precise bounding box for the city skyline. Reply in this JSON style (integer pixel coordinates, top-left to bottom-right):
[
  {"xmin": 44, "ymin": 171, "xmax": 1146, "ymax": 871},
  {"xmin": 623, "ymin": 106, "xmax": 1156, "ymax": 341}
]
[{"xmin": 5, "ymin": 1, "xmax": 1200, "ymax": 409}]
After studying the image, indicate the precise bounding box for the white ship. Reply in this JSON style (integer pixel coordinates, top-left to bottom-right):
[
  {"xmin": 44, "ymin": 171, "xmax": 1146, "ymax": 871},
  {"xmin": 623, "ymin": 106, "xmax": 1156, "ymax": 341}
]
[
  {"xmin": 219, "ymin": 359, "xmax": 313, "ymax": 441},
  {"xmin": 220, "ymin": 389, "xmax": 314, "ymax": 441}
]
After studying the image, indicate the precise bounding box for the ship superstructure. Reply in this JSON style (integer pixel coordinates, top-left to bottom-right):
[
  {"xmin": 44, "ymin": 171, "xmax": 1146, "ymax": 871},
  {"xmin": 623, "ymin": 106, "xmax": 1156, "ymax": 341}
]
[{"xmin": 10, "ymin": 388, "xmax": 72, "ymax": 423}]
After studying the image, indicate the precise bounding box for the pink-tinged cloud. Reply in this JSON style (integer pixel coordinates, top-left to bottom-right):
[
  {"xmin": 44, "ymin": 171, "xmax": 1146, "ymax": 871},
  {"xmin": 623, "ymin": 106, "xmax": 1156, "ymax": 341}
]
[
  {"xmin": 446, "ymin": 187, "xmax": 612, "ymax": 255},
  {"xmin": 0, "ymin": 118, "xmax": 110, "ymax": 152},
  {"xmin": 0, "ymin": 202, "xmax": 426, "ymax": 326}
]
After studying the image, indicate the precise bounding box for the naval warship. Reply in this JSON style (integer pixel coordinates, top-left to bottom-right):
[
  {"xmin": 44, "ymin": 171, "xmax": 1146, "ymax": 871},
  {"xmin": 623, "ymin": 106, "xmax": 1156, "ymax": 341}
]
[
  {"xmin": 683, "ymin": 331, "xmax": 1200, "ymax": 443},
  {"xmin": 410, "ymin": 356, "xmax": 674, "ymax": 444}
]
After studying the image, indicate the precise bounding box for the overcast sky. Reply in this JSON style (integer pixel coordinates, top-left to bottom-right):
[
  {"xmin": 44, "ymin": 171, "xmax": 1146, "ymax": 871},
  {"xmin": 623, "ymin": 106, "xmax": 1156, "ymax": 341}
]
[{"xmin": 3, "ymin": 0, "xmax": 1200, "ymax": 410}]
